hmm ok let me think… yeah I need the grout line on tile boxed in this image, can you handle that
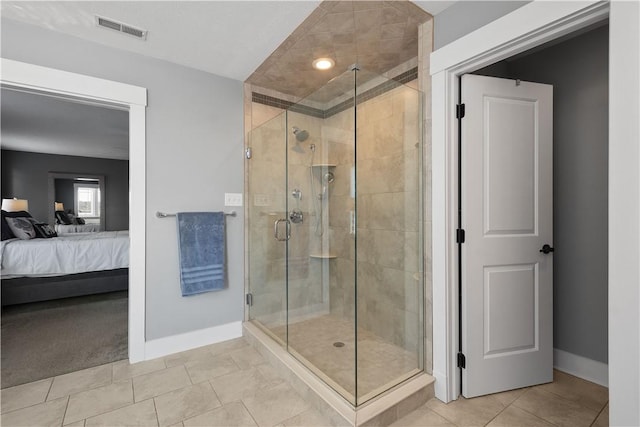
[511,394,563,427]
[425,403,459,427]
[61,395,71,426]
[152,397,161,427]
[182,364,196,386]
[44,377,54,402]
[227,357,242,375]
[537,382,609,414]
[207,379,222,406]
[240,400,261,427]
[589,401,608,427]
[128,380,135,410]
[184,368,196,385]
[132,375,139,403]
[64,386,134,426]
[530,386,597,412]
[482,403,511,427]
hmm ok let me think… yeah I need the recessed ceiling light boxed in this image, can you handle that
[312,58,335,70]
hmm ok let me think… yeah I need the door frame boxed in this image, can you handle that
[1,58,148,362]
[430,0,640,415]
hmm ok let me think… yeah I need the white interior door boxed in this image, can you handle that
[461,74,553,398]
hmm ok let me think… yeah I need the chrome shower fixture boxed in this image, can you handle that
[292,126,309,142]
[323,171,335,183]
[318,171,335,200]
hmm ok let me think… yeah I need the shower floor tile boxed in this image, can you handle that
[270,314,420,401]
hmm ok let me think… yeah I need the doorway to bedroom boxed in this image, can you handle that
[0,87,131,389]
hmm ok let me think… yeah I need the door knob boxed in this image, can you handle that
[540,244,554,254]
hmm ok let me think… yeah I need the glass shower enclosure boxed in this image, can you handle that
[247,67,423,406]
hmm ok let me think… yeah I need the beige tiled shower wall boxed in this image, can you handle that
[324,84,423,363]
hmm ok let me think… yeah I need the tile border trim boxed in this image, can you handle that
[252,67,418,119]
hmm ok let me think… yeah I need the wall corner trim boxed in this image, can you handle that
[144,321,243,361]
[553,348,608,387]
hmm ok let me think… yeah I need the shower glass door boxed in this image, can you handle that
[247,111,288,344]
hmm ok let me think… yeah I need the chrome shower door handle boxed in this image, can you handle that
[274,218,291,241]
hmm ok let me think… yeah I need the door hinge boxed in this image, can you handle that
[457,352,466,369]
[246,293,253,306]
[456,103,466,119]
[456,228,466,244]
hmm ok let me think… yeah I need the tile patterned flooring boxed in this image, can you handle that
[393,370,609,427]
[1,337,609,427]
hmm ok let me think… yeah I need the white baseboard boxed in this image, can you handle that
[433,369,451,402]
[553,348,608,387]
[144,321,243,360]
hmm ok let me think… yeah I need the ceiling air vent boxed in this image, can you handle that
[95,15,147,40]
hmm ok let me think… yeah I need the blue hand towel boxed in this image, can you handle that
[176,212,226,296]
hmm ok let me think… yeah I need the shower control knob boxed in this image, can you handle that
[289,209,304,224]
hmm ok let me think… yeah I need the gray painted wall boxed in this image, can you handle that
[433,1,530,49]
[1,149,129,231]
[1,18,245,340]
[474,25,609,363]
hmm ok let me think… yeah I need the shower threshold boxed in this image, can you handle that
[243,321,434,426]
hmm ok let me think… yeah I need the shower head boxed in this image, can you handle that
[292,126,309,142]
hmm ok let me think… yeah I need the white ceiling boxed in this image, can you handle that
[0,1,454,160]
[0,1,454,81]
[0,1,323,81]
[1,89,130,160]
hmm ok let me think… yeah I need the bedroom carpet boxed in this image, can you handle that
[1,291,128,389]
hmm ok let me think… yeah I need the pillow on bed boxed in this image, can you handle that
[5,217,36,239]
[1,210,33,240]
[29,219,58,238]
[76,217,86,225]
[1,214,12,240]
[55,210,72,225]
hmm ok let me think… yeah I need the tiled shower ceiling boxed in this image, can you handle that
[246,1,431,101]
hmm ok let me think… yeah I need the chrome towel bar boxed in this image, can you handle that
[156,211,237,218]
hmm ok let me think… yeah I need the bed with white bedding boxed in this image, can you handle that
[1,231,129,305]
[54,223,102,234]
